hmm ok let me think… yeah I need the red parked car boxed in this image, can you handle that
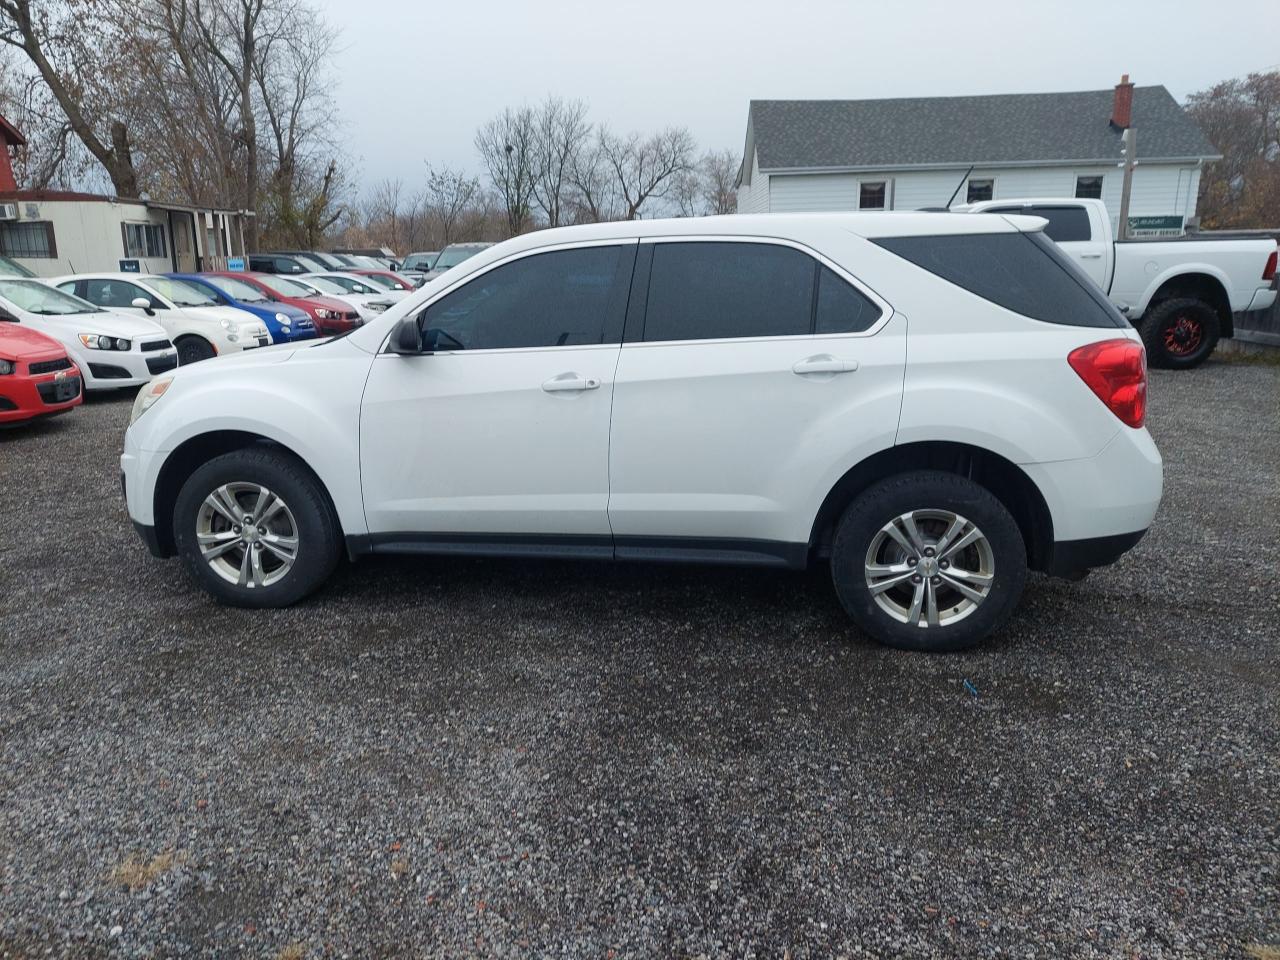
[349,269,417,292]
[205,271,361,335]
[0,323,83,424]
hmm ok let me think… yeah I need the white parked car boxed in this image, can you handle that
[0,278,176,391]
[54,273,269,365]
[299,273,399,317]
[121,212,1162,652]
[955,197,1278,368]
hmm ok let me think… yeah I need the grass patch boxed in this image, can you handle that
[276,944,307,960]
[108,849,185,891]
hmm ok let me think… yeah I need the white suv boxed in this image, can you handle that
[120,213,1162,651]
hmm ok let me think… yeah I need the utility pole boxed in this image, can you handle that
[1117,127,1136,240]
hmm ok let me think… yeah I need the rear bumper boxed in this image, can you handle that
[1046,529,1146,576]
[1245,287,1277,313]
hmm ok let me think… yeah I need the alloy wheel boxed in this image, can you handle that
[195,482,299,588]
[864,509,995,628]
[1163,315,1203,356]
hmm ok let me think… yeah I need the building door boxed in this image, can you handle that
[170,212,197,272]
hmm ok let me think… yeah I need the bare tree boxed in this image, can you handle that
[566,134,619,223]
[424,164,480,245]
[598,125,695,220]
[700,149,739,215]
[1187,71,1280,228]
[531,96,589,228]
[0,0,141,195]
[475,106,538,236]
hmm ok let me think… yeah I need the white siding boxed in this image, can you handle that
[736,150,772,214]
[7,199,171,277]
[741,160,1203,230]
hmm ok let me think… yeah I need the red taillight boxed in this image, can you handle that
[1068,339,1147,428]
[1263,249,1277,282]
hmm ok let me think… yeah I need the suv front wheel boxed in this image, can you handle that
[173,448,341,607]
[831,471,1027,652]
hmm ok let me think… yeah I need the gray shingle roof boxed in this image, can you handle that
[749,86,1220,171]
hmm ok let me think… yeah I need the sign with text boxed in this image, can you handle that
[118,259,140,273]
[1127,215,1185,238]
[226,257,246,272]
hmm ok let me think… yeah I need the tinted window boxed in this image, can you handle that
[1025,205,1092,243]
[644,242,813,342]
[872,232,1124,328]
[816,266,881,334]
[84,279,158,310]
[420,245,625,350]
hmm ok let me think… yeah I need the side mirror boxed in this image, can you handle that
[389,316,423,354]
[131,296,156,315]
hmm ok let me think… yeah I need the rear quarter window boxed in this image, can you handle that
[872,231,1124,328]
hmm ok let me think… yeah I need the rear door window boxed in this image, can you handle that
[643,242,813,342]
[873,232,1124,328]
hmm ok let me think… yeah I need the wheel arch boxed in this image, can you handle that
[1142,271,1233,337]
[808,441,1054,571]
[151,430,342,557]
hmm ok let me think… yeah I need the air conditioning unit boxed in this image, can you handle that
[0,203,17,221]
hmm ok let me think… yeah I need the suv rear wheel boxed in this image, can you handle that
[173,448,340,607]
[831,471,1027,652]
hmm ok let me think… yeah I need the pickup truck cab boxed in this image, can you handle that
[956,197,1278,368]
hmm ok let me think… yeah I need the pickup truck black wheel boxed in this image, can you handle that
[1141,297,1219,370]
[175,335,216,365]
[830,471,1027,653]
[173,447,341,607]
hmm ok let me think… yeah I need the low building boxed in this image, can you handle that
[736,77,1221,234]
[0,115,252,276]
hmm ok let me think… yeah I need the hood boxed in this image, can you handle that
[298,295,355,315]
[25,309,168,339]
[184,304,267,327]
[0,322,66,361]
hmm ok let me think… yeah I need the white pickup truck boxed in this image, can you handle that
[956,197,1278,368]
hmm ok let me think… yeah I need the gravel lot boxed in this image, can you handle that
[1,357,1277,959]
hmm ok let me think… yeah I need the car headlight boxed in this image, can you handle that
[0,358,14,375]
[274,312,291,326]
[129,376,173,425]
[79,334,131,351]
[315,308,335,319]
[219,318,232,329]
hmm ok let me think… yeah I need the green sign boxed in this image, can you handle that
[1128,215,1185,237]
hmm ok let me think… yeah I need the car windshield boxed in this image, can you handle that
[435,247,483,269]
[214,276,270,302]
[303,276,348,295]
[404,254,435,270]
[0,254,36,278]
[257,274,314,298]
[146,277,218,307]
[0,278,103,314]
[359,273,400,290]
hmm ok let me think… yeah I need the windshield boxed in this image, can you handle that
[403,254,435,270]
[302,276,348,295]
[359,273,400,290]
[0,278,103,315]
[214,276,269,302]
[147,277,218,307]
[435,246,484,269]
[0,254,36,278]
[257,274,314,298]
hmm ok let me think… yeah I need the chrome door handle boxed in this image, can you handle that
[793,355,859,375]
[542,374,601,393]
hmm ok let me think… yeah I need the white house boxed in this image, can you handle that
[736,77,1221,235]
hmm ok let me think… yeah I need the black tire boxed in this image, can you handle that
[1140,297,1219,370]
[830,471,1027,652]
[173,447,341,608]
[176,336,216,365]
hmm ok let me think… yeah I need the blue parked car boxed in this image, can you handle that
[167,273,317,344]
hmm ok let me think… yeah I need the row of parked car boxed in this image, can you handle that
[0,241,493,425]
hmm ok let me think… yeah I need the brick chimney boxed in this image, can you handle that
[1111,74,1134,129]
[0,115,27,192]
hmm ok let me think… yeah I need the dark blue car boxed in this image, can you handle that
[167,273,317,344]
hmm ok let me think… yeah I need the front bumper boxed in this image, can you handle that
[81,347,178,390]
[0,366,83,423]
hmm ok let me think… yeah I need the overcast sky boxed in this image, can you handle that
[319,0,1276,196]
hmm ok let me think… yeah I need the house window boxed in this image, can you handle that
[859,181,888,210]
[966,179,995,203]
[123,222,167,259]
[0,221,57,258]
[1075,175,1104,199]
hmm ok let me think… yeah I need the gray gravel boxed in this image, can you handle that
[1,357,1277,959]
